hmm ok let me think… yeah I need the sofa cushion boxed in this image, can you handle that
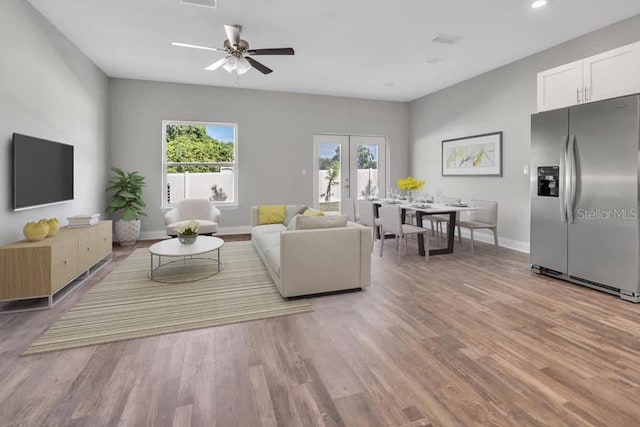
[251,224,284,245]
[167,220,217,236]
[284,205,307,226]
[264,246,281,276]
[296,215,348,230]
[286,214,299,230]
[258,205,286,225]
[303,208,324,217]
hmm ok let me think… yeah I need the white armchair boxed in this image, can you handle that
[164,199,221,236]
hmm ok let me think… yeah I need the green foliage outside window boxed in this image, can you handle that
[318,145,377,171]
[166,125,234,173]
[357,144,377,169]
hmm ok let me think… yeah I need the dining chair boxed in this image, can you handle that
[379,204,430,265]
[357,199,381,251]
[342,197,356,222]
[456,200,498,254]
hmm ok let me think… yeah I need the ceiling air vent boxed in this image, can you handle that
[179,0,217,8]
[432,33,463,45]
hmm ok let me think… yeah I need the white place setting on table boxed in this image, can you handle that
[371,199,479,256]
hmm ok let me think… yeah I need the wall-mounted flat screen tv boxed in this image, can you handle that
[13,133,74,211]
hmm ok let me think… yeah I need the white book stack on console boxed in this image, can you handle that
[67,214,100,227]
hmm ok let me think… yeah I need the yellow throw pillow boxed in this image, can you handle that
[258,205,287,225]
[302,208,324,217]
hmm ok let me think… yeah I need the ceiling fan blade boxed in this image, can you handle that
[224,24,241,48]
[247,48,295,56]
[246,57,273,74]
[205,57,229,71]
[172,42,223,52]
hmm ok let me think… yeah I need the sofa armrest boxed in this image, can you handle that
[251,206,260,227]
[209,204,221,223]
[164,208,180,226]
[279,226,371,296]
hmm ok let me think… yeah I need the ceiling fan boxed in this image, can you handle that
[172,24,294,75]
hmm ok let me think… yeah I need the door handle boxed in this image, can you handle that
[559,136,568,223]
[576,88,582,103]
[566,134,577,224]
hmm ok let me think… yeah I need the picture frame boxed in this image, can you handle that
[441,131,503,177]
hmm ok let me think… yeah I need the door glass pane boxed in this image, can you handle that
[356,144,379,200]
[318,143,341,213]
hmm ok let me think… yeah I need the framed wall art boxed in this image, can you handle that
[442,131,503,177]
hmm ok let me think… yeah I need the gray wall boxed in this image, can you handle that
[0,0,109,245]
[109,80,409,234]
[409,14,640,251]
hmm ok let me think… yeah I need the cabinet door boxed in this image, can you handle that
[52,238,78,292]
[77,228,99,271]
[97,223,113,259]
[583,42,640,103]
[537,60,583,112]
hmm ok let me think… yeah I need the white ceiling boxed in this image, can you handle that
[28,0,640,102]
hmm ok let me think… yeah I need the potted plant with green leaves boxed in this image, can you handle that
[105,168,147,246]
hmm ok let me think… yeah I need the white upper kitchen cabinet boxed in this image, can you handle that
[537,60,584,112]
[583,42,640,104]
[537,41,640,112]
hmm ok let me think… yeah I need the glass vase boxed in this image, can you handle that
[407,191,415,203]
[178,234,198,245]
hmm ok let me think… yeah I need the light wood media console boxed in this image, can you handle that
[0,221,112,313]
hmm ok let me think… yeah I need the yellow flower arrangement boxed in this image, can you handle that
[397,176,425,191]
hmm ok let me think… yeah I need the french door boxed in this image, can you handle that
[312,134,387,213]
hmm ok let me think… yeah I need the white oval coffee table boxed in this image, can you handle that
[149,236,224,283]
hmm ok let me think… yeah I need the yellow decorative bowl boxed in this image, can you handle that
[23,221,50,242]
[46,218,60,237]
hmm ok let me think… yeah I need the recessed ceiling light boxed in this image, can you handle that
[531,0,547,8]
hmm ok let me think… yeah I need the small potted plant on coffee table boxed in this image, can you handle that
[177,220,199,244]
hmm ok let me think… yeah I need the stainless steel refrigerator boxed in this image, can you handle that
[530,94,640,303]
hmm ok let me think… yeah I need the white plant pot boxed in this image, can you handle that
[115,219,140,246]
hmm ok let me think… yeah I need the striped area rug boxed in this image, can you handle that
[24,241,312,355]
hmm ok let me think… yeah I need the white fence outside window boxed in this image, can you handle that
[167,172,235,204]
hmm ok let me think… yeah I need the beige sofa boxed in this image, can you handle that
[251,206,372,298]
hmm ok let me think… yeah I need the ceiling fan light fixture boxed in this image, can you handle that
[237,57,251,75]
[223,56,239,73]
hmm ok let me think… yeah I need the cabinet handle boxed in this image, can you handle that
[576,88,582,103]
[63,259,68,265]
[87,247,91,252]
[584,86,589,102]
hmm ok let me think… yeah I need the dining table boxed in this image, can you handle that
[372,200,479,256]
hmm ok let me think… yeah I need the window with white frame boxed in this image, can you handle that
[162,121,238,208]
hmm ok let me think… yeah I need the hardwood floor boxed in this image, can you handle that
[1,234,640,426]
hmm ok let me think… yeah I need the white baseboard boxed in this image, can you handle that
[454,228,529,254]
[138,225,252,241]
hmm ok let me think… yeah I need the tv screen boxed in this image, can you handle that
[13,133,74,210]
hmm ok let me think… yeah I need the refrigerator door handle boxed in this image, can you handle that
[567,134,577,224]
[559,135,568,223]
